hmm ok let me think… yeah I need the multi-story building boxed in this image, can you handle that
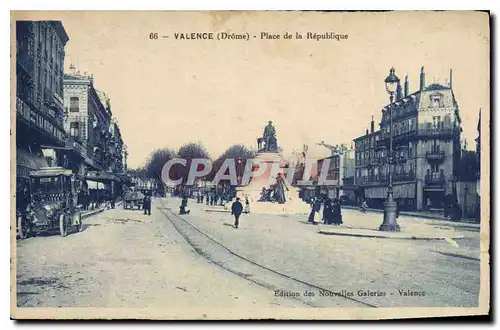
[109,120,125,174]
[354,67,463,211]
[317,145,355,202]
[353,118,383,206]
[63,69,112,173]
[63,69,125,196]
[15,21,69,190]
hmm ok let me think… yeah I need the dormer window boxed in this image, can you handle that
[430,92,444,108]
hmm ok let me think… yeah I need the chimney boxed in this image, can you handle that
[449,69,453,89]
[366,128,369,135]
[370,115,375,133]
[396,81,402,100]
[404,75,409,97]
[420,66,425,90]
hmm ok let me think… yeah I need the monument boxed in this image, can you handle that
[231,121,310,215]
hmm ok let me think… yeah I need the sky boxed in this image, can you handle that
[19,11,489,168]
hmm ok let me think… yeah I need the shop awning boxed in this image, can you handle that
[86,171,121,183]
[365,183,416,199]
[87,180,105,189]
[16,149,48,178]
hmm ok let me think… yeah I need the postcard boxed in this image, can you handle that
[11,10,490,320]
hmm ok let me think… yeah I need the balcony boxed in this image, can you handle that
[418,128,456,140]
[425,150,445,161]
[16,97,31,121]
[44,88,64,110]
[424,175,446,188]
[16,96,66,146]
[358,175,388,186]
[357,172,416,187]
[393,172,416,182]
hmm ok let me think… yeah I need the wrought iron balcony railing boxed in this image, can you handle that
[424,175,446,187]
[425,150,445,161]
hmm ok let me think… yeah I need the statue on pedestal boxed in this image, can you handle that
[257,121,279,153]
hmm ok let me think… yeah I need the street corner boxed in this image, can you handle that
[317,225,465,241]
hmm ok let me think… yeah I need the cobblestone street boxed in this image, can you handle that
[16,197,483,309]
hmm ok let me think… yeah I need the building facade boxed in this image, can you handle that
[63,69,126,197]
[317,145,355,202]
[16,21,69,191]
[354,67,463,211]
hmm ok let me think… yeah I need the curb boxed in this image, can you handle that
[340,205,448,221]
[317,229,464,241]
[81,208,105,219]
[205,208,231,213]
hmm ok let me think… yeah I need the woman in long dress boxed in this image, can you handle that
[332,198,342,225]
[274,174,288,204]
[244,196,250,213]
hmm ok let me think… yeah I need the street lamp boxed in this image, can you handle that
[379,67,401,232]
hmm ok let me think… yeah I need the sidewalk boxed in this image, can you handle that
[81,201,123,219]
[341,205,479,223]
[318,208,479,240]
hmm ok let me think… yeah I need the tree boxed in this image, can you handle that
[208,144,256,183]
[458,150,480,181]
[128,167,147,179]
[144,148,177,183]
[174,142,211,184]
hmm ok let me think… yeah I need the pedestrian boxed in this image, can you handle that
[231,197,243,229]
[143,193,152,215]
[361,199,368,213]
[322,197,332,224]
[179,195,190,215]
[206,192,210,205]
[332,198,342,225]
[308,196,322,224]
[244,196,250,213]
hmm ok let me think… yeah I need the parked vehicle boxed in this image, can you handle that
[17,167,83,239]
[123,190,145,210]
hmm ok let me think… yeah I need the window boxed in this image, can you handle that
[70,97,79,112]
[430,94,442,108]
[432,116,442,130]
[70,122,79,137]
[431,163,439,174]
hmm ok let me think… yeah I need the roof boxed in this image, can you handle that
[425,83,449,91]
[353,130,381,142]
[30,167,73,178]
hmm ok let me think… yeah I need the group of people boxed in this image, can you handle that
[78,189,118,211]
[308,196,343,225]
[190,191,234,206]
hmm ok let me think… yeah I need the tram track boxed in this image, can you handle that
[157,200,377,308]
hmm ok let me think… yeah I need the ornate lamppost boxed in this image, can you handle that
[379,67,401,232]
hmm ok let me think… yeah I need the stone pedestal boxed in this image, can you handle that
[230,152,310,215]
[236,152,284,202]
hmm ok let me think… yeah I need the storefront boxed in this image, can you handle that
[364,182,417,210]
